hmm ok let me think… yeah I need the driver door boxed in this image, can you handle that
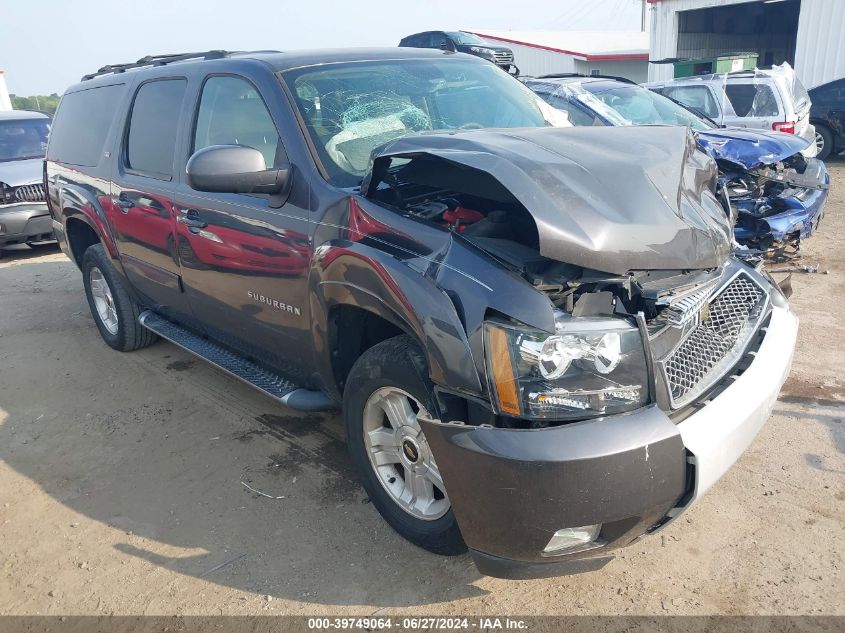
[174,74,313,380]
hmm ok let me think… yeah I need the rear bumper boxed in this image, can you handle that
[423,305,797,579]
[0,202,53,245]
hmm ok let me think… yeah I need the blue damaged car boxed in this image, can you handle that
[523,74,830,256]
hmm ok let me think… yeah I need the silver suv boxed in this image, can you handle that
[646,63,816,157]
[0,110,53,250]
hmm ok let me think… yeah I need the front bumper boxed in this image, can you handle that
[422,304,798,579]
[0,202,53,246]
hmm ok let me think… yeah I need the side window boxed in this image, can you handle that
[125,79,187,178]
[47,84,125,167]
[724,83,779,117]
[193,76,280,170]
[541,96,597,126]
[431,33,450,49]
[663,85,719,119]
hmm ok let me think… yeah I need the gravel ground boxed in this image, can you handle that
[0,158,842,619]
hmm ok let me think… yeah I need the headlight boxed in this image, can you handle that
[470,46,489,54]
[484,314,649,419]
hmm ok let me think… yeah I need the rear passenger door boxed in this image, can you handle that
[110,77,192,318]
[174,74,313,380]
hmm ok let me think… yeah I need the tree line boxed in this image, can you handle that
[10,94,61,114]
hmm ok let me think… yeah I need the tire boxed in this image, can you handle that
[815,125,833,161]
[81,243,157,351]
[343,335,466,556]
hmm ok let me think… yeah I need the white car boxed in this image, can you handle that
[646,63,817,157]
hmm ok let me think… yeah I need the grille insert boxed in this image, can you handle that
[14,184,46,203]
[662,274,766,407]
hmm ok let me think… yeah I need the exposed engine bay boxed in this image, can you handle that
[361,126,775,429]
[720,154,829,256]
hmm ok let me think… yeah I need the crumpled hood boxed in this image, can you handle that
[696,128,810,170]
[0,158,43,187]
[365,125,731,275]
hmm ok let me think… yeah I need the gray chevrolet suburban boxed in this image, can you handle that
[45,48,797,579]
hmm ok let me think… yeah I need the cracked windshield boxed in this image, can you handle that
[285,59,567,187]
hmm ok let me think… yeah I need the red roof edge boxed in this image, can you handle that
[470,32,649,61]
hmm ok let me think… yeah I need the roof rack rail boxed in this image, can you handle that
[534,72,636,85]
[81,50,231,81]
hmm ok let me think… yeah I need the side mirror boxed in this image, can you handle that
[440,39,456,52]
[186,145,290,196]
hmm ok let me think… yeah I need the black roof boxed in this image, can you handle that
[80,47,463,82]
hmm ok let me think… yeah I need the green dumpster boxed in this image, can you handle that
[671,53,758,78]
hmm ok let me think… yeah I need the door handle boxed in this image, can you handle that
[115,193,134,212]
[177,210,208,232]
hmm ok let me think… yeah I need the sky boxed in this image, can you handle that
[1,0,644,95]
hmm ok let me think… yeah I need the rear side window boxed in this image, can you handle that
[724,83,779,117]
[125,79,187,178]
[662,85,720,120]
[47,84,124,166]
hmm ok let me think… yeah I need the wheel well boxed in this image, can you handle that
[65,217,100,266]
[329,305,406,394]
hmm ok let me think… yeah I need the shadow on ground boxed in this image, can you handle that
[0,255,488,608]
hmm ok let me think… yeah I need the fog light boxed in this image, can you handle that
[541,524,603,557]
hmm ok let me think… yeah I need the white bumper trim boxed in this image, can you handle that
[676,305,798,507]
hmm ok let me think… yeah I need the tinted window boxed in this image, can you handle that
[47,84,124,166]
[663,85,720,119]
[401,34,426,47]
[724,83,779,117]
[538,95,598,126]
[193,76,280,169]
[126,79,187,178]
[0,118,51,162]
[588,85,712,130]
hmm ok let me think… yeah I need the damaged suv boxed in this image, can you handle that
[46,49,798,579]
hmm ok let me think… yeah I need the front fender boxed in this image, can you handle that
[310,241,482,401]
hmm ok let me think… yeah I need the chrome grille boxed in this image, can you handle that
[14,183,46,202]
[661,274,766,407]
[493,51,513,65]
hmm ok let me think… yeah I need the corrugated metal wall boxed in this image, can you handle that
[499,42,577,76]
[573,59,649,83]
[794,0,845,88]
[648,0,844,88]
[481,37,648,81]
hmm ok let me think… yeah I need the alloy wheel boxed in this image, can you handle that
[362,387,449,520]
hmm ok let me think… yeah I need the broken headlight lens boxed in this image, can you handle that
[484,315,648,419]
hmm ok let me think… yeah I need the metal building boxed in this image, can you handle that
[647,0,845,88]
[469,31,650,82]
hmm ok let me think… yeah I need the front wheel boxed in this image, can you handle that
[343,335,465,555]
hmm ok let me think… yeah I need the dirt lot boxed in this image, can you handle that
[0,159,843,619]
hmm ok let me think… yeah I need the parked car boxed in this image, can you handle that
[46,48,797,579]
[645,63,817,159]
[525,74,830,255]
[0,110,54,251]
[399,31,518,74]
[808,78,845,160]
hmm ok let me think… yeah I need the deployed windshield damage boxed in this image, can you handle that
[285,59,569,187]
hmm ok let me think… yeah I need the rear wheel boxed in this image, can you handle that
[815,125,833,160]
[343,335,465,555]
[82,244,157,351]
